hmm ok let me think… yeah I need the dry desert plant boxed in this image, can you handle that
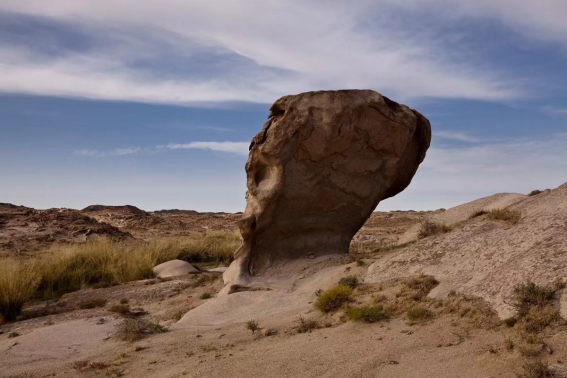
[418,221,452,239]
[517,360,557,378]
[115,318,167,342]
[246,319,260,334]
[296,316,320,333]
[314,285,353,313]
[486,209,522,224]
[78,298,107,309]
[0,260,40,321]
[345,305,388,323]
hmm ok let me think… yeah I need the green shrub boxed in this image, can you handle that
[338,275,359,289]
[407,306,434,321]
[513,281,556,317]
[314,285,353,312]
[346,305,387,323]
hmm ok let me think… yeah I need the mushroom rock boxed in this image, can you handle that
[222,90,431,293]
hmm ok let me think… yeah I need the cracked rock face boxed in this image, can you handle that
[223,90,431,292]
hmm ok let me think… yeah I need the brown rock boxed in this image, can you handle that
[223,90,431,291]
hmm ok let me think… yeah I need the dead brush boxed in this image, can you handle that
[418,221,452,239]
[400,274,439,301]
[115,318,167,342]
[296,316,320,333]
[246,319,260,334]
[511,281,563,334]
[486,209,522,224]
[517,360,557,378]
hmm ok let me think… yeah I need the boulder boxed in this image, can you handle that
[153,260,198,278]
[223,90,431,292]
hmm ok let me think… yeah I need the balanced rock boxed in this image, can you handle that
[223,90,431,291]
[153,259,198,278]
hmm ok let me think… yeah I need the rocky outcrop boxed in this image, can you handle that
[223,90,431,292]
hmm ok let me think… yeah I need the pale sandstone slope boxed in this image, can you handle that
[367,182,567,318]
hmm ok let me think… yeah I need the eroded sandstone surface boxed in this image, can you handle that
[223,90,431,290]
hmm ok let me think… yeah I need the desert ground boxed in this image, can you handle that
[1,183,566,378]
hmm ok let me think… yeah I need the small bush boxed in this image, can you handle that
[403,274,439,301]
[528,190,543,197]
[338,275,359,289]
[314,285,353,313]
[346,305,388,323]
[486,209,521,224]
[109,304,131,314]
[246,319,260,334]
[120,298,129,304]
[0,261,40,321]
[504,317,517,327]
[407,306,434,321]
[518,344,542,357]
[470,210,487,219]
[418,221,452,239]
[517,305,562,334]
[296,316,319,333]
[513,281,556,317]
[78,298,108,309]
[517,360,556,378]
[115,318,167,342]
[200,292,212,300]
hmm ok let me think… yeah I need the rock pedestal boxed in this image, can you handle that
[223,90,431,292]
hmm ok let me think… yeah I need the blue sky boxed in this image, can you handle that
[1,1,566,212]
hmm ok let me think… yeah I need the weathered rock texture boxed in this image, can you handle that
[223,90,431,291]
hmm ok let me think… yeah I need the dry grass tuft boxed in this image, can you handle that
[315,285,353,313]
[0,261,40,321]
[511,281,563,335]
[407,306,434,321]
[517,360,557,378]
[346,305,388,323]
[78,298,107,309]
[108,304,131,315]
[296,316,320,333]
[418,221,452,239]
[246,319,260,334]
[486,209,522,224]
[115,318,167,342]
[528,190,543,197]
[401,274,439,301]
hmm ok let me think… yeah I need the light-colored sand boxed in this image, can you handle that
[367,184,567,318]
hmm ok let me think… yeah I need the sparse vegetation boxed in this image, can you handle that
[200,344,217,352]
[486,209,522,224]
[418,221,452,239]
[78,298,108,309]
[407,306,434,321]
[109,304,131,315]
[115,318,167,342]
[518,344,542,358]
[0,232,238,317]
[511,281,563,334]
[401,274,439,301]
[246,319,260,334]
[528,190,543,197]
[0,261,40,321]
[470,210,487,218]
[338,275,359,289]
[314,285,353,312]
[345,305,388,323]
[517,360,557,378]
[296,316,320,333]
[200,292,212,299]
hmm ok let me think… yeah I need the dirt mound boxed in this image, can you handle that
[0,206,131,256]
[366,181,567,318]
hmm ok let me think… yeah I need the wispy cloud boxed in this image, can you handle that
[435,131,481,143]
[74,142,250,157]
[74,147,141,157]
[0,1,533,106]
[166,142,249,155]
